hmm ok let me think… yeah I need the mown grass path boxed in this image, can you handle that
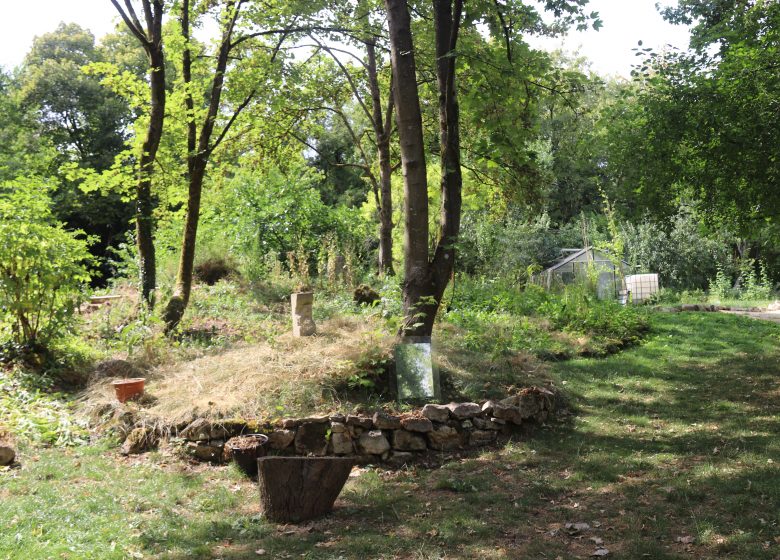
[1,313,778,559]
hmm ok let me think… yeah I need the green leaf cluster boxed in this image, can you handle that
[0,180,94,346]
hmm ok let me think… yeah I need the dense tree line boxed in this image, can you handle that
[1,0,777,345]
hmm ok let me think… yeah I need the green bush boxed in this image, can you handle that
[621,209,734,290]
[741,258,774,301]
[709,263,734,300]
[0,180,93,346]
[0,366,88,445]
[457,211,583,279]
[446,276,648,357]
[212,163,372,281]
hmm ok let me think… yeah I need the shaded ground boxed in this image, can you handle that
[1,312,778,559]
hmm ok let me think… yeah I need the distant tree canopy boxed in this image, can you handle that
[600,0,780,237]
[13,23,135,284]
[0,0,778,334]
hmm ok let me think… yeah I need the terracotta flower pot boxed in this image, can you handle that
[112,378,146,403]
[227,434,269,477]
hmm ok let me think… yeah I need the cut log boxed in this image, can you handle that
[257,457,353,523]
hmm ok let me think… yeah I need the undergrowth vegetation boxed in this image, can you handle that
[0,263,652,439]
[0,367,88,446]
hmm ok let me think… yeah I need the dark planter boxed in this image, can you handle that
[257,456,354,523]
[227,434,269,476]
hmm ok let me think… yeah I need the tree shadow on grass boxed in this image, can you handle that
[134,312,779,559]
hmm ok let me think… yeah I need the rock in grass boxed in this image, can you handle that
[392,430,427,451]
[400,416,433,433]
[180,418,230,441]
[184,441,224,462]
[373,411,402,430]
[121,427,158,455]
[427,425,461,451]
[468,430,497,447]
[473,417,502,431]
[0,440,15,466]
[446,402,482,420]
[330,432,354,455]
[268,429,296,450]
[346,415,374,430]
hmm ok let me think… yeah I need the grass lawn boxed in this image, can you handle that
[1,312,778,559]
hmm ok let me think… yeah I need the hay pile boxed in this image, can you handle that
[82,316,392,423]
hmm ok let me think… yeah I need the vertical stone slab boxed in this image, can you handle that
[291,291,316,337]
[395,338,440,401]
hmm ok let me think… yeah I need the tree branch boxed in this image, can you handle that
[208,88,256,155]
[231,26,375,50]
[309,36,374,125]
[110,0,149,45]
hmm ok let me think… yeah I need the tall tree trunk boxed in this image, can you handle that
[385,0,433,336]
[136,45,165,307]
[367,40,395,276]
[429,0,463,299]
[163,0,242,332]
[377,137,394,275]
[110,0,166,307]
[386,0,463,338]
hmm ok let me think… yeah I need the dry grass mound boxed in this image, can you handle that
[82,316,392,424]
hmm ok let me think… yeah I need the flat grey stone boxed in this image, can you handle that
[422,404,450,422]
[469,430,497,446]
[358,430,390,455]
[268,429,296,449]
[373,411,401,430]
[346,415,374,429]
[427,425,461,451]
[392,430,427,451]
[331,431,354,455]
[446,402,481,420]
[401,417,433,433]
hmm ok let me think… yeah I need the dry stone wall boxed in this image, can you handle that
[156,387,558,465]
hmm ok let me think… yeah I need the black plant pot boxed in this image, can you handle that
[228,434,269,477]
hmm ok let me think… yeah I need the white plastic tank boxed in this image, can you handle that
[624,274,660,303]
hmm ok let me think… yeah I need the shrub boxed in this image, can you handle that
[740,258,774,301]
[0,180,93,346]
[621,209,734,290]
[457,211,583,279]
[709,263,734,300]
[194,257,236,286]
[213,163,372,280]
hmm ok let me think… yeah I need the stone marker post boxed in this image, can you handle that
[291,291,316,336]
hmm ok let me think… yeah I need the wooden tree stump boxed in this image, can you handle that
[257,457,353,523]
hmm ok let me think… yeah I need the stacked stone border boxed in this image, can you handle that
[655,304,770,313]
[119,387,558,466]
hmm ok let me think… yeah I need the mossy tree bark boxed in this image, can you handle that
[110,0,166,307]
